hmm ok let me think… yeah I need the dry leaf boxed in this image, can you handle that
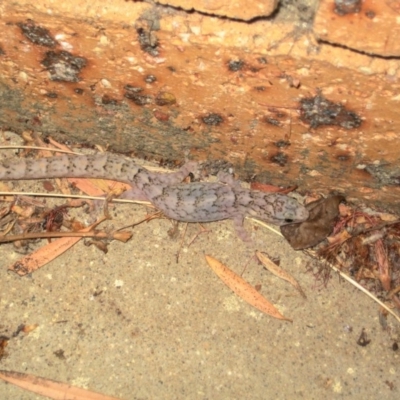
[0,338,8,361]
[9,235,86,275]
[0,370,121,400]
[326,229,352,246]
[378,212,399,222]
[0,182,15,201]
[205,255,292,321]
[67,178,130,197]
[375,240,391,291]
[8,219,105,276]
[281,195,344,250]
[256,251,306,299]
[10,204,35,218]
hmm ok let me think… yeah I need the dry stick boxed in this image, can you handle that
[0,145,80,154]
[0,191,150,205]
[252,219,400,324]
[117,212,163,231]
[0,209,160,244]
[0,228,132,244]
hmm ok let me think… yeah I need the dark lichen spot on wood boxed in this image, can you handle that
[365,10,376,19]
[167,66,176,72]
[270,151,288,166]
[125,92,152,106]
[257,57,267,64]
[144,75,157,83]
[0,46,5,55]
[249,66,260,73]
[124,85,143,94]
[41,51,87,82]
[136,27,159,56]
[228,60,245,72]
[299,93,362,129]
[263,116,281,126]
[45,92,58,98]
[336,153,351,162]
[334,0,361,15]
[17,19,57,48]
[124,84,151,105]
[102,94,118,105]
[275,140,291,148]
[202,113,224,126]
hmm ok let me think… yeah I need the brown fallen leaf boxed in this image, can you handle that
[281,195,345,250]
[0,338,8,361]
[0,369,121,400]
[256,251,306,299]
[8,217,108,276]
[67,177,130,197]
[205,255,292,322]
[375,239,391,292]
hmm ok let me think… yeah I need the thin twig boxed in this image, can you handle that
[0,229,131,244]
[0,146,81,154]
[0,191,150,205]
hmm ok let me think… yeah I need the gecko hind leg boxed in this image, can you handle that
[119,187,149,201]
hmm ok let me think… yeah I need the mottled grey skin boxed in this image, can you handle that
[0,154,309,241]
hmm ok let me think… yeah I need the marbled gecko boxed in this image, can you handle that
[0,153,309,240]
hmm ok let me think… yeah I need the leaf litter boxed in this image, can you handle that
[1,135,400,398]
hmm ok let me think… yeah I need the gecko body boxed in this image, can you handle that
[0,153,309,240]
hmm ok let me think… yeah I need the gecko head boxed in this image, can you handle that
[247,192,309,226]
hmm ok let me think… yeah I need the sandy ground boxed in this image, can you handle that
[0,140,399,399]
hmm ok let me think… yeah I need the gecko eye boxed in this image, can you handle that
[284,218,294,223]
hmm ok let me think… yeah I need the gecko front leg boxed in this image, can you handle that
[232,214,252,242]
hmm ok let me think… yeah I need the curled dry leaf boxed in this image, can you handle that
[0,369,121,400]
[205,255,292,322]
[281,195,345,250]
[256,251,306,299]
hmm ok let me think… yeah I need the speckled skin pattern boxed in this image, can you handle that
[0,154,309,240]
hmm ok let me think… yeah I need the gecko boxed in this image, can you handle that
[0,153,309,241]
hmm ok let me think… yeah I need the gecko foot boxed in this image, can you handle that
[232,215,252,242]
